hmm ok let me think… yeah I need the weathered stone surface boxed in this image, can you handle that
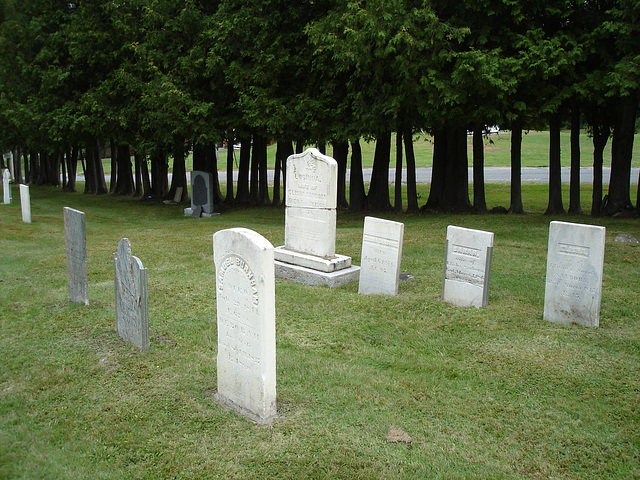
[19,184,30,223]
[359,217,405,295]
[191,171,215,214]
[442,226,494,308]
[544,221,605,327]
[615,233,638,244]
[64,207,88,305]
[275,148,359,287]
[213,228,276,423]
[114,238,149,350]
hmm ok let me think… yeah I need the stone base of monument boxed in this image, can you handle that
[184,207,220,218]
[274,246,360,287]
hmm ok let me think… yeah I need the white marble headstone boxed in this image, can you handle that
[358,217,404,295]
[213,228,276,423]
[2,169,11,204]
[114,238,149,350]
[19,184,31,223]
[64,207,89,305]
[544,221,605,327]
[442,226,494,308]
[284,148,337,257]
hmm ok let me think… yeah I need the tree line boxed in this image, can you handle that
[0,0,637,215]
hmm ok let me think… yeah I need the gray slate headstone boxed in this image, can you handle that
[64,207,89,305]
[615,234,638,244]
[114,238,149,350]
[190,171,215,214]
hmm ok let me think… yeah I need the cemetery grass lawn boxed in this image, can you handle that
[1,184,640,479]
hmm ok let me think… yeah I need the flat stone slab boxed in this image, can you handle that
[275,260,360,288]
[274,246,351,273]
[184,207,219,217]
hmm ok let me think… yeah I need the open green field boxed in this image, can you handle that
[97,130,640,175]
[1,184,639,479]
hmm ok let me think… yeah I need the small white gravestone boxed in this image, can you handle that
[274,148,359,287]
[213,228,276,423]
[358,217,405,295]
[19,184,31,223]
[64,207,89,305]
[442,226,494,308]
[544,221,605,327]
[114,238,149,350]
[2,168,11,204]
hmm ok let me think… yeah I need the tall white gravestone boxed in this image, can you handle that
[64,207,89,305]
[19,184,31,223]
[274,148,359,287]
[2,168,11,204]
[442,226,494,308]
[114,238,149,350]
[213,228,277,423]
[358,217,405,295]
[544,221,605,327]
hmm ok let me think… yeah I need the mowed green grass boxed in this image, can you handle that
[1,183,639,479]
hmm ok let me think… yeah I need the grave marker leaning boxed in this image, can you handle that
[213,228,277,423]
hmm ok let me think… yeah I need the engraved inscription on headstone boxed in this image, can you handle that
[213,228,276,423]
[359,217,404,295]
[114,238,149,350]
[274,148,360,287]
[64,207,89,305]
[19,184,31,223]
[544,221,605,327]
[2,169,11,204]
[442,226,494,308]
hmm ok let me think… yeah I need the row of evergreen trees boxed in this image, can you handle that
[0,0,637,214]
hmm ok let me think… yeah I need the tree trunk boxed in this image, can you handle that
[279,140,294,207]
[472,123,487,213]
[590,125,608,216]
[225,137,235,204]
[138,153,152,198]
[114,144,135,196]
[508,118,524,214]
[332,139,349,208]
[151,150,169,200]
[545,112,565,215]
[394,131,403,212]
[134,151,144,197]
[349,139,366,211]
[235,137,251,204]
[29,151,39,185]
[109,139,117,193]
[23,150,30,184]
[250,135,259,204]
[568,106,582,214]
[168,139,188,202]
[12,148,23,185]
[605,91,637,214]
[404,128,419,212]
[64,146,78,192]
[366,131,392,211]
[253,134,269,205]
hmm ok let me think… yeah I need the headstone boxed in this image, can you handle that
[19,184,31,223]
[64,207,89,305]
[274,148,359,287]
[184,171,219,217]
[213,228,276,423]
[114,238,149,350]
[544,221,605,327]
[2,168,11,204]
[358,217,404,295]
[442,226,494,308]
[615,233,638,244]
